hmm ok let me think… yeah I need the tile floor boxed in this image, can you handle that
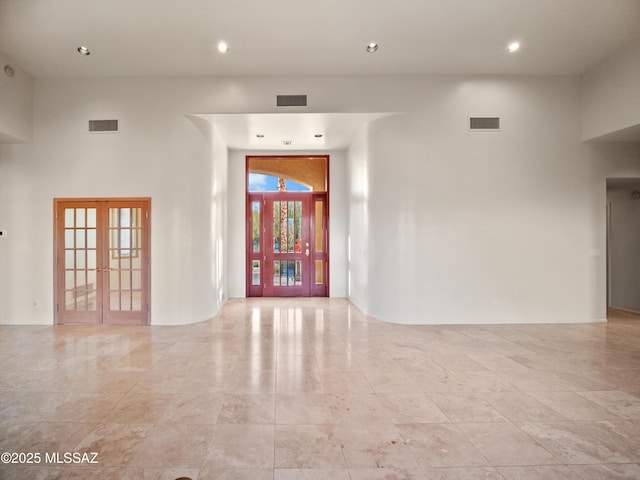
[1,298,640,479]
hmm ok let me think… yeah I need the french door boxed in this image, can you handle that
[247,193,328,297]
[54,198,150,325]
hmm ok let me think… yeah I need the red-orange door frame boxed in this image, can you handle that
[245,155,329,297]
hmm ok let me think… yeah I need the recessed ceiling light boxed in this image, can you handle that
[217,41,229,54]
[314,134,323,138]
[256,134,264,138]
[4,65,15,78]
[77,46,91,56]
[507,42,520,53]
[366,42,379,53]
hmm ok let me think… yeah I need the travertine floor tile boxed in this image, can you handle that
[132,423,212,468]
[1,299,640,476]
[275,468,351,479]
[429,392,507,423]
[397,423,489,468]
[327,393,389,424]
[337,423,420,469]
[527,391,621,421]
[518,421,635,464]
[60,467,146,479]
[204,424,274,469]
[0,465,66,480]
[142,468,200,480]
[274,424,346,468]
[348,468,426,480]
[498,465,583,480]
[72,423,155,467]
[321,371,374,393]
[377,393,450,424]
[198,467,273,480]
[275,394,333,424]
[102,393,173,424]
[482,391,567,422]
[422,467,506,480]
[577,391,640,419]
[569,463,640,480]
[457,422,560,466]
[158,392,225,424]
[216,393,275,424]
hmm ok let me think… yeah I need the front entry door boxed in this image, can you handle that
[54,198,150,325]
[247,193,328,297]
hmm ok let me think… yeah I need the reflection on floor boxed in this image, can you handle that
[1,298,640,479]
[65,291,142,312]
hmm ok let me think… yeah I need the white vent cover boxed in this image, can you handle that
[277,95,307,107]
[88,119,119,133]
[469,117,500,130]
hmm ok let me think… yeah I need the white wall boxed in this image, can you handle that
[0,51,33,143]
[581,37,640,140]
[0,77,229,325]
[346,125,370,310]
[347,76,640,324]
[607,180,640,313]
[227,148,348,298]
[2,73,640,325]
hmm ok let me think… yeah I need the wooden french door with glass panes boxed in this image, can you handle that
[247,192,328,297]
[54,198,150,325]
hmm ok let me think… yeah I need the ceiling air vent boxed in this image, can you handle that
[88,119,119,133]
[469,117,500,131]
[277,95,307,107]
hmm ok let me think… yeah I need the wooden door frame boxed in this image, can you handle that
[245,155,330,297]
[53,197,151,325]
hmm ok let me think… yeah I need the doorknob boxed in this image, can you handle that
[305,248,309,256]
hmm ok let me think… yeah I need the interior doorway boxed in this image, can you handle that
[54,198,151,325]
[246,156,329,297]
[606,179,640,315]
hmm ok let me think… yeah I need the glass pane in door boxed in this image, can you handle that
[252,201,260,253]
[108,207,143,312]
[315,200,324,253]
[315,260,324,284]
[271,201,304,288]
[273,201,280,253]
[63,207,98,312]
[280,201,288,254]
[252,260,261,286]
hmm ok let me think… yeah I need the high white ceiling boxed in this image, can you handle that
[204,113,390,150]
[1,0,640,78]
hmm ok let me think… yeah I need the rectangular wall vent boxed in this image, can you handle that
[277,95,307,107]
[88,119,119,133]
[469,117,500,130]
